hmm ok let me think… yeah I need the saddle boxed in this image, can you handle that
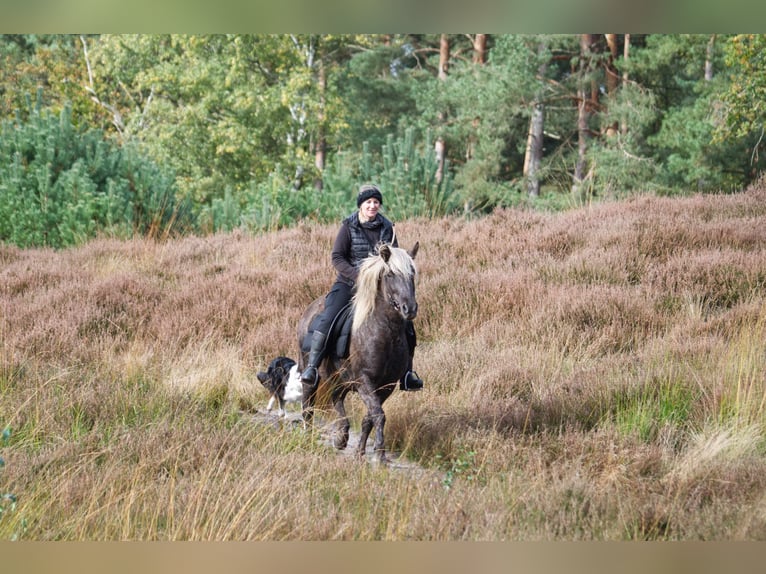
[302,303,353,360]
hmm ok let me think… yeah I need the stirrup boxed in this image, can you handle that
[300,366,318,385]
[400,370,423,391]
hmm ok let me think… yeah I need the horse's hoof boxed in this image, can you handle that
[333,436,349,450]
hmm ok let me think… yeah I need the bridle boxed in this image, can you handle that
[383,271,415,315]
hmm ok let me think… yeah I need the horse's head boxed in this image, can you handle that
[378,242,418,320]
[352,242,419,332]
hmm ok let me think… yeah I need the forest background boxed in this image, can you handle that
[2,33,765,248]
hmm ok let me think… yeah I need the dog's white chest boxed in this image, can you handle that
[283,365,303,403]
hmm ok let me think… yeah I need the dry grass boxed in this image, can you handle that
[3,182,766,539]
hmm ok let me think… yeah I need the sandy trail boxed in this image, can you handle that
[248,408,424,473]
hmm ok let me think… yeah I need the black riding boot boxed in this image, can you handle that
[301,331,327,384]
[400,370,424,391]
[399,321,423,391]
[399,355,424,391]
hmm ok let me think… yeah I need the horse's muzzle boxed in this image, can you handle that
[389,297,418,320]
[400,301,418,320]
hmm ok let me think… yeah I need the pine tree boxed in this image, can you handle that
[0,93,184,248]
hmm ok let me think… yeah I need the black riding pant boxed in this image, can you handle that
[314,281,353,335]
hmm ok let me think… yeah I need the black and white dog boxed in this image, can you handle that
[256,356,302,418]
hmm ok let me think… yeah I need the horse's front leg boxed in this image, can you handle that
[332,390,350,450]
[358,413,373,457]
[357,386,387,463]
[301,378,319,428]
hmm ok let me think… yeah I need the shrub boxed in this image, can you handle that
[0,92,186,248]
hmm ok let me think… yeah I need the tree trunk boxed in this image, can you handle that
[80,35,125,135]
[622,34,630,135]
[623,34,630,82]
[465,35,487,162]
[435,34,450,183]
[573,94,589,194]
[472,34,487,65]
[705,34,716,81]
[438,34,450,81]
[525,102,545,197]
[523,41,548,198]
[572,34,593,198]
[604,34,620,137]
[605,34,620,94]
[314,58,327,190]
[434,137,445,185]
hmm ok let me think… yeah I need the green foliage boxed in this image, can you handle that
[89,35,361,208]
[320,127,457,222]
[401,35,545,209]
[2,33,765,243]
[630,37,756,193]
[650,92,746,193]
[200,127,457,233]
[583,84,659,197]
[0,35,91,123]
[337,42,418,153]
[0,93,185,248]
[90,35,289,202]
[362,129,457,219]
[437,445,479,490]
[721,35,766,140]
[630,34,762,193]
[610,377,696,443]
[716,35,766,182]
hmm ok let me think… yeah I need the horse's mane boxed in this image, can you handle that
[352,245,416,333]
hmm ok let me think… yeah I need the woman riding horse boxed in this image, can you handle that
[298,238,420,462]
[300,184,423,392]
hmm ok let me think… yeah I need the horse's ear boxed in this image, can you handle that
[379,243,392,262]
[408,241,419,259]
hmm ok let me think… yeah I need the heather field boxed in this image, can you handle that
[2,183,766,540]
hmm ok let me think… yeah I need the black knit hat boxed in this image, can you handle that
[357,184,383,207]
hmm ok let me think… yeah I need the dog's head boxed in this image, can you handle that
[256,356,297,397]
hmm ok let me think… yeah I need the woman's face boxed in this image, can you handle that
[359,198,381,221]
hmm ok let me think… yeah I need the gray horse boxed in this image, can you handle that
[297,242,419,463]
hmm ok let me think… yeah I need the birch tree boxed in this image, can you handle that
[523,40,549,197]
